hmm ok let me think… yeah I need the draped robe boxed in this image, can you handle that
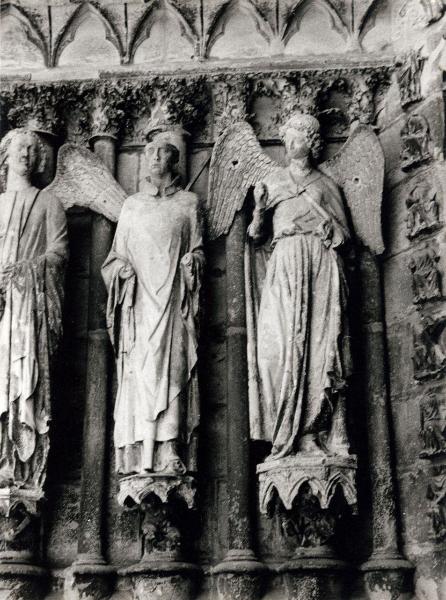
[247,168,352,458]
[0,187,67,488]
[102,178,203,474]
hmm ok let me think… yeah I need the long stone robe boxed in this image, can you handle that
[0,186,67,489]
[247,168,352,458]
[102,178,203,474]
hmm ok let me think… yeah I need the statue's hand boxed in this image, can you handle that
[181,252,194,269]
[315,220,334,247]
[119,262,135,280]
[253,182,268,210]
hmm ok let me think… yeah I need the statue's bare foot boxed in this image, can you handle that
[164,457,187,474]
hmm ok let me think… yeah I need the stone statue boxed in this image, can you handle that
[207,112,384,547]
[207,112,384,460]
[102,131,203,476]
[246,113,352,457]
[0,128,68,492]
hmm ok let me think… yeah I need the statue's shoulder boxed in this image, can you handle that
[176,189,199,208]
[314,169,342,195]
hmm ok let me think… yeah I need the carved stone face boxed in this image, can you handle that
[284,129,310,161]
[7,132,38,178]
[145,141,177,179]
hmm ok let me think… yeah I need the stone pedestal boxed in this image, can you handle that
[117,474,200,600]
[258,454,357,600]
[0,488,47,599]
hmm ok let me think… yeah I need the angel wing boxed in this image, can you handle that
[45,144,126,222]
[319,125,385,255]
[207,122,280,240]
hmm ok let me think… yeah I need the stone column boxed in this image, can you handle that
[358,251,413,600]
[210,77,266,600]
[65,97,119,599]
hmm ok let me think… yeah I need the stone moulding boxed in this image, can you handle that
[117,473,197,509]
[257,454,358,515]
[0,487,43,518]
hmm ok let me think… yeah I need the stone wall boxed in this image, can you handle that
[1,1,446,599]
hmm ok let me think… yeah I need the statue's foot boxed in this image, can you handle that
[164,458,187,474]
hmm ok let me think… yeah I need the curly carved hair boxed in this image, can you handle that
[279,112,323,162]
[0,128,47,190]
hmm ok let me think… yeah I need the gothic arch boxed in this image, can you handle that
[358,0,391,52]
[281,0,348,49]
[0,3,48,68]
[128,0,198,64]
[204,0,274,59]
[52,2,124,67]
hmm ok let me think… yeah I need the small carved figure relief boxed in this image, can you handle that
[409,244,442,304]
[396,50,425,107]
[412,316,446,381]
[427,465,446,542]
[406,181,440,239]
[0,129,68,494]
[102,131,203,475]
[400,114,432,171]
[420,391,446,458]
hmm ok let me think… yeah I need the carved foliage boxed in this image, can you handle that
[400,114,432,172]
[406,180,441,239]
[409,244,442,304]
[211,75,251,138]
[396,50,425,108]
[420,390,446,458]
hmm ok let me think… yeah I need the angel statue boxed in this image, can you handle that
[102,131,203,476]
[207,112,384,460]
[0,128,68,491]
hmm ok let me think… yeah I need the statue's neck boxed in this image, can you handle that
[6,172,33,192]
[148,172,174,194]
[289,157,313,179]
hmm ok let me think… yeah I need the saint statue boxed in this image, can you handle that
[102,131,203,475]
[0,128,68,490]
[207,111,385,461]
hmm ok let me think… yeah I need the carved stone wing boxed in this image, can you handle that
[319,125,385,255]
[45,144,127,222]
[207,121,280,240]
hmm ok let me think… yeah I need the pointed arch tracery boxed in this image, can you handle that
[204,0,274,59]
[281,0,349,48]
[128,0,198,64]
[0,3,48,68]
[52,2,124,67]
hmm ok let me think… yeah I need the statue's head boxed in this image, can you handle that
[0,128,46,186]
[144,131,180,179]
[280,112,322,163]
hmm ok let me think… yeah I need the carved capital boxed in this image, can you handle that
[212,75,251,138]
[257,455,357,555]
[142,76,207,139]
[118,474,197,563]
[89,81,131,140]
[1,83,78,137]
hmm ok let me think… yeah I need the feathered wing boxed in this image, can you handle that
[44,144,127,222]
[207,121,280,240]
[319,125,385,255]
